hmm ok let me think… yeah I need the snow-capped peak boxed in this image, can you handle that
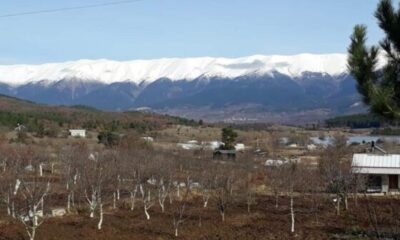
[0,53,350,86]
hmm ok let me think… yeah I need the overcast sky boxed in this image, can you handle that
[0,0,386,64]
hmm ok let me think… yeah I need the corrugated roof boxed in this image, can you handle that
[352,154,400,174]
[352,154,400,168]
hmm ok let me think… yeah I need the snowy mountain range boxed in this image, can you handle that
[0,54,368,123]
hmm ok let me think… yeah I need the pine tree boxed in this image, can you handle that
[348,0,400,119]
[221,127,238,150]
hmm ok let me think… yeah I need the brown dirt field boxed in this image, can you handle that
[0,195,397,240]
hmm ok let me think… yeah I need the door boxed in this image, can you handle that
[389,175,399,190]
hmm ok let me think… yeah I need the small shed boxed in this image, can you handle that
[352,154,400,193]
[69,129,86,138]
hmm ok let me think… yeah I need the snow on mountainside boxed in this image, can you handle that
[0,54,349,86]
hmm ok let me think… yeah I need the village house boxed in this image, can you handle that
[352,153,400,193]
[69,129,86,138]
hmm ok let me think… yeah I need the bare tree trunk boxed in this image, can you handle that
[29,228,36,240]
[336,194,341,216]
[203,199,209,208]
[144,205,150,220]
[67,193,71,213]
[117,175,121,201]
[175,228,178,237]
[275,193,279,209]
[113,192,116,209]
[130,192,136,211]
[6,194,10,215]
[39,164,43,177]
[98,203,103,230]
[160,203,165,213]
[71,191,75,207]
[11,201,15,218]
[290,193,295,233]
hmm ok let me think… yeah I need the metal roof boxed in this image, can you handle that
[352,154,400,174]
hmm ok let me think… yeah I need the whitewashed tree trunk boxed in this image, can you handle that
[28,228,36,240]
[290,193,295,233]
[203,198,209,208]
[98,203,103,230]
[202,192,209,208]
[336,194,341,216]
[144,205,150,220]
[117,175,121,200]
[85,190,97,218]
[6,194,10,215]
[140,185,153,220]
[158,183,169,213]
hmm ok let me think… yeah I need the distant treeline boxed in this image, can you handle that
[325,114,386,129]
[0,109,198,131]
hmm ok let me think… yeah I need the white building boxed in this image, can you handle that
[141,137,154,142]
[208,141,224,150]
[352,154,400,193]
[69,129,86,138]
[307,144,317,151]
[235,143,245,151]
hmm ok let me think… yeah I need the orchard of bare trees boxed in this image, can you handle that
[0,136,400,240]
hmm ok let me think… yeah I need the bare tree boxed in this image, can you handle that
[0,145,21,218]
[172,175,191,237]
[212,174,232,222]
[245,174,256,214]
[265,164,286,209]
[139,183,155,220]
[158,177,171,213]
[319,136,353,215]
[13,147,52,240]
[79,149,113,230]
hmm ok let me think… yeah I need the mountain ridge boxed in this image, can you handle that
[0,53,370,123]
[0,53,350,86]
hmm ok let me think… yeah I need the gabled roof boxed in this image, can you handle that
[352,154,400,174]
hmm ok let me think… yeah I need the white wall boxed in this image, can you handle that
[69,130,86,138]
